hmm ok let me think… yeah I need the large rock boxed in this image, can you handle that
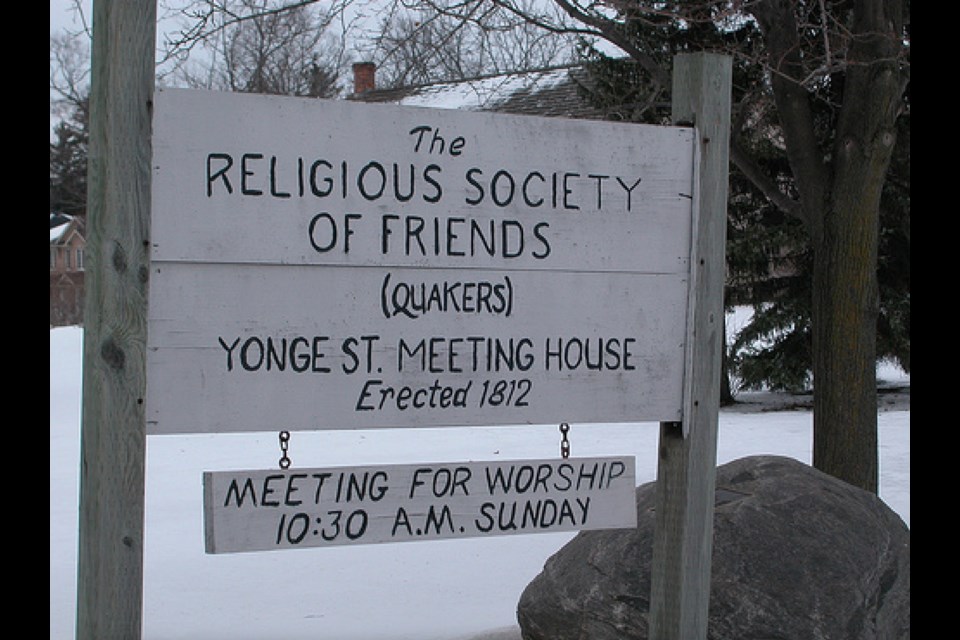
[517,455,909,640]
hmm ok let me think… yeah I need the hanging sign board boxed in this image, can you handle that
[203,456,636,554]
[147,88,695,434]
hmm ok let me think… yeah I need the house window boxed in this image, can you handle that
[51,248,57,270]
[65,249,72,270]
[76,248,84,271]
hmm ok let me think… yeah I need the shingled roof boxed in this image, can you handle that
[347,64,608,120]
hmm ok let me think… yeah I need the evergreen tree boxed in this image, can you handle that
[50,99,89,218]
[576,7,909,397]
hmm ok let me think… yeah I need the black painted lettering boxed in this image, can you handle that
[557,499,577,526]
[283,473,308,506]
[532,222,551,259]
[223,477,257,507]
[206,153,233,196]
[269,156,291,198]
[544,338,561,371]
[562,172,580,210]
[290,337,310,372]
[381,214,399,254]
[309,160,334,196]
[312,472,332,504]
[522,171,545,207]
[393,506,413,535]
[588,174,610,209]
[343,213,360,252]
[475,503,495,532]
[446,217,466,256]
[398,338,425,372]
[426,127,446,154]
[424,504,456,534]
[265,336,286,370]
[616,176,643,212]
[501,220,524,258]
[491,170,516,207]
[624,338,636,370]
[370,471,388,501]
[554,463,574,491]
[576,462,600,491]
[577,497,591,523]
[341,337,360,374]
[423,164,443,203]
[409,125,431,152]
[394,164,415,202]
[514,465,534,493]
[218,336,241,371]
[409,467,432,498]
[240,337,264,371]
[355,379,381,411]
[405,215,426,255]
[311,336,331,373]
[470,219,496,256]
[485,465,513,495]
[358,161,386,200]
[240,153,263,196]
[534,464,553,493]
[465,168,484,205]
[261,474,283,507]
[497,501,518,530]
[308,212,337,252]
[341,335,378,374]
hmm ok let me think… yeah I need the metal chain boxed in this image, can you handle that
[559,422,570,459]
[278,430,291,469]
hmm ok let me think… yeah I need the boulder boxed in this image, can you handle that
[517,455,909,640]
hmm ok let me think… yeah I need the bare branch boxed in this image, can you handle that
[50,32,91,113]
[549,0,670,87]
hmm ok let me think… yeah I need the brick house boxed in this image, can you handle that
[50,213,86,326]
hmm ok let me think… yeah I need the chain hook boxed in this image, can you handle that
[278,430,291,469]
[559,422,570,459]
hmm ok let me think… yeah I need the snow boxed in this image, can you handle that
[397,69,571,111]
[50,214,74,243]
[50,321,909,640]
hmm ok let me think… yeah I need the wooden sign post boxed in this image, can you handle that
[649,52,732,639]
[76,1,155,638]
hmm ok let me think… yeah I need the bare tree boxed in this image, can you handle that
[368,0,580,88]
[50,27,91,125]
[161,0,349,96]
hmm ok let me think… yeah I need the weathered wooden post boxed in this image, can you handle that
[649,52,732,639]
[76,0,156,637]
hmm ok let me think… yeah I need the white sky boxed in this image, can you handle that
[50,0,91,35]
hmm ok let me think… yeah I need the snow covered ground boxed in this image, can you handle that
[50,323,909,640]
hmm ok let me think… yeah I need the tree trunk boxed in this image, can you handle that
[750,0,903,494]
[811,193,880,493]
[811,0,903,494]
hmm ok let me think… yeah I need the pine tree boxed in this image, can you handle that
[50,99,89,218]
[575,9,909,398]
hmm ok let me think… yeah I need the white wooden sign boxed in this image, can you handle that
[147,88,695,434]
[203,456,636,553]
